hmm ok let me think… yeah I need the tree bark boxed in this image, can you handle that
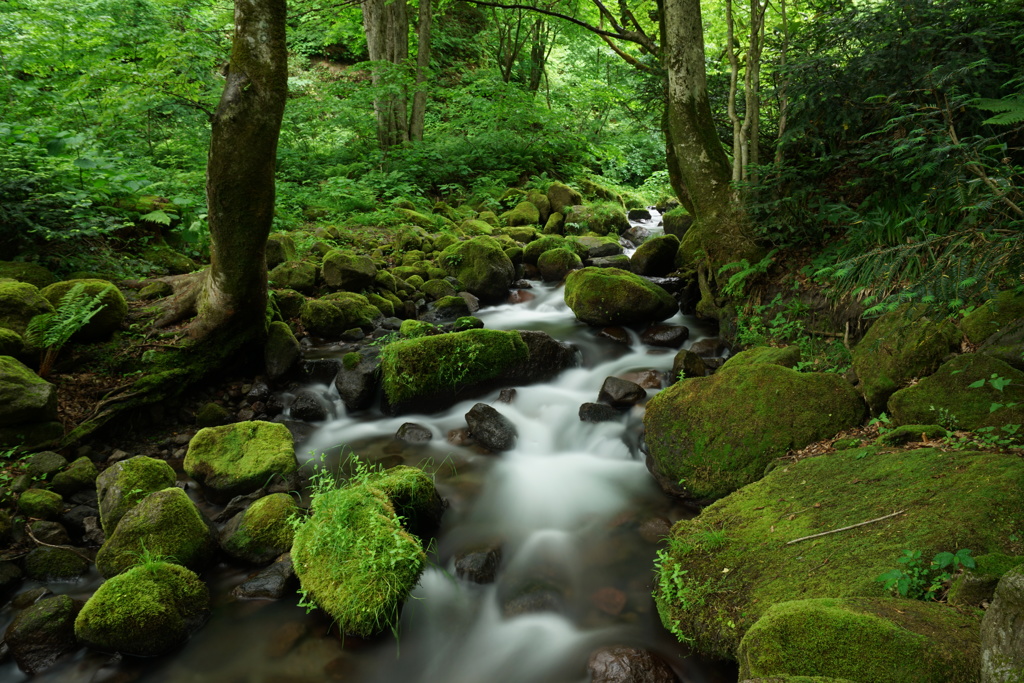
[364,0,410,149]
[409,0,431,142]
[193,0,287,341]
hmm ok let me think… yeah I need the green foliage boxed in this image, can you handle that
[735,294,852,373]
[654,541,713,645]
[25,283,112,377]
[876,549,976,601]
[718,250,778,297]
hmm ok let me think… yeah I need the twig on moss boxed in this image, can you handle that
[786,510,906,545]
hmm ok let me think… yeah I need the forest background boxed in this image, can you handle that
[1,0,1022,329]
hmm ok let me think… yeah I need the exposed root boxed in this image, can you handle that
[151,271,205,329]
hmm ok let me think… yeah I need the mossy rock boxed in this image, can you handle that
[363,465,446,540]
[400,319,439,338]
[39,279,128,342]
[300,292,381,338]
[977,318,1024,373]
[888,353,1024,431]
[75,562,210,657]
[723,346,802,370]
[220,492,298,565]
[851,306,959,415]
[195,401,232,428]
[0,356,57,427]
[50,456,98,497]
[564,267,677,327]
[265,320,300,381]
[876,424,949,446]
[501,201,540,227]
[630,234,680,277]
[138,280,173,300]
[422,278,457,301]
[502,226,538,243]
[644,364,866,501]
[0,325,22,356]
[563,202,630,237]
[366,292,395,318]
[948,553,1024,607]
[676,216,765,272]
[379,329,529,409]
[537,248,583,282]
[453,316,484,331]
[567,235,622,259]
[18,488,63,519]
[140,246,197,275]
[662,207,694,239]
[543,211,565,234]
[526,189,551,223]
[0,261,56,289]
[96,455,176,536]
[546,182,583,214]
[291,482,426,637]
[184,421,297,499]
[3,594,80,674]
[654,446,1024,660]
[266,233,298,268]
[268,260,317,293]
[321,250,377,291]
[395,208,452,231]
[0,280,53,336]
[460,219,494,236]
[270,288,306,320]
[523,235,578,265]
[578,178,623,204]
[439,236,515,304]
[980,564,1024,681]
[430,295,471,320]
[737,597,980,683]
[24,546,90,580]
[95,486,216,578]
[960,290,1024,345]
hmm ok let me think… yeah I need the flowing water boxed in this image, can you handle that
[1,210,738,683]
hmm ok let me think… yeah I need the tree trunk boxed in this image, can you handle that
[661,0,761,270]
[726,0,742,183]
[409,0,431,142]
[364,0,410,150]
[193,0,287,341]
[528,20,546,92]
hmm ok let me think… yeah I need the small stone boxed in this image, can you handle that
[641,324,690,348]
[498,388,517,403]
[638,516,672,544]
[587,645,678,683]
[465,403,518,452]
[395,422,432,443]
[232,555,296,600]
[590,587,627,616]
[580,403,620,423]
[598,377,647,408]
[455,545,502,584]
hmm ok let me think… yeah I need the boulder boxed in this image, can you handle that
[220,492,298,565]
[630,234,680,277]
[537,248,583,282]
[526,189,551,224]
[455,544,502,584]
[949,553,1024,608]
[439,236,516,304]
[184,421,297,499]
[289,388,332,422]
[598,376,646,408]
[465,403,518,451]
[569,235,622,258]
[543,211,565,234]
[39,279,127,342]
[265,320,300,381]
[0,280,53,336]
[422,278,457,301]
[961,290,1024,345]
[546,182,583,214]
[0,356,57,426]
[723,345,802,370]
[23,546,89,580]
[140,246,197,275]
[580,402,620,422]
[981,565,1024,682]
[50,456,98,497]
[18,488,63,519]
[641,324,690,348]
[587,646,678,683]
[888,352,1024,430]
[662,208,693,239]
[564,203,630,236]
[265,233,297,268]
[4,594,81,674]
[95,486,217,577]
[644,364,866,501]
[524,235,580,265]
[671,348,707,380]
[0,326,23,355]
[300,293,381,338]
[321,250,377,291]
[335,348,381,413]
[0,261,56,289]
[501,201,541,227]
[564,267,677,327]
[232,554,296,600]
[851,306,958,414]
[75,562,209,657]
[979,319,1024,372]
[588,254,633,270]
[395,422,432,443]
[96,455,176,536]
[268,260,316,293]
[655,446,1024,660]
[738,598,980,683]
[425,295,472,321]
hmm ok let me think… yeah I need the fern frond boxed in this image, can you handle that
[26,284,111,350]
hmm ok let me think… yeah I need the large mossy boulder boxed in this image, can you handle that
[291,466,441,637]
[0,280,53,336]
[563,203,630,237]
[0,261,56,290]
[978,319,1024,373]
[546,182,583,214]
[888,353,1024,430]
[537,248,583,282]
[300,292,381,338]
[0,356,57,427]
[644,364,866,501]
[96,455,176,536]
[265,233,297,268]
[439,236,515,304]
[630,234,680,277]
[95,486,217,578]
[851,306,958,414]
[654,446,1024,660]
[321,249,377,291]
[564,267,677,327]
[737,597,980,683]
[75,562,209,657]
[981,565,1024,682]
[220,492,298,565]
[3,594,81,675]
[268,261,316,293]
[723,346,802,370]
[662,208,693,239]
[502,201,541,227]
[184,421,297,499]
[961,290,1024,346]
[40,279,127,342]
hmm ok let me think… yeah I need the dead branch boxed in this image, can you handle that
[786,510,906,545]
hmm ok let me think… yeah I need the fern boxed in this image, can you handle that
[25,283,112,377]
[973,96,1024,127]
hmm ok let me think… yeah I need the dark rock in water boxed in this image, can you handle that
[465,403,517,452]
[498,388,517,403]
[590,586,627,616]
[233,555,297,600]
[458,291,481,313]
[289,389,332,422]
[586,645,679,683]
[301,359,342,385]
[620,369,665,390]
[597,327,632,346]
[265,393,286,417]
[455,545,502,584]
[447,428,473,447]
[82,517,104,546]
[580,403,620,423]
[598,377,646,408]
[671,349,707,381]
[0,561,24,599]
[272,418,317,446]
[627,208,652,221]
[335,347,380,413]
[28,520,71,546]
[688,337,728,358]
[502,588,565,617]
[508,289,536,304]
[215,489,265,523]
[247,382,270,403]
[622,225,652,246]
[641,324,689,348]
[13,587,50,608]
[639,516,672,543]
[395,422,432,443]
[4,594,82,675]
[24,547,90,581]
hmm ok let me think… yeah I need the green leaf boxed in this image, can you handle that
[140,209,173,226]
[968,379,986,389]
[74,157,98,169]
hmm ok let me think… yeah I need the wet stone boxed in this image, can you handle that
[301,359,342,385]
[447,428,474,447]
[638,516,672,544]
[598,377,646,409]
[465,403,518,452]
[688,337,728,358]
[289,390,332,422]
[498,388,517,403]
[580,403,620,423]
[627,209,652,221]
[597,327,631,345]
[591,587,627,616]
[232,555,296,600]
[641,324,689,348]
[24,452,67,479]
[395,422,432,444]
[28,520,71,546]
[586,645,679,683]
[455,545,502,584]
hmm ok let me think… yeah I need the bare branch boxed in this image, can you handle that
[462,0,652,46]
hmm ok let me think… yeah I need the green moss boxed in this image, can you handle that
[502,226,538,243]
[422,278,457,301]
[563,202,630,236]
[0,280,53,336]
[399,319,438,338]
[961,290,1024,345]
[321,249,377,291]
[18,487,63,519]
[184,421,297,498]
[433,295,470,318]
[291,484,426,637]
[851,306,958,414]
[0,261,56,289]
[501,201,541,227]
[0,327,22,356]
[0,355,58,427]
[300,293,380,338]
[268,260,317,293]
[737,597,980,682]
[523,235,573,265]
[97,455,177,535]
[50,455,98,496]
[75,562,209,657]
[366,292,395,318]
[438,236,515,304]
[453,316,484,331]
[343,352,362,370]
[654,447,1024,659]
[24,546,90,580]
[379,329,529,405]
[195,401,231,428]
[876,424,949,446]
[222,492,298,564]
[564,267,677,327]
[537,248,583,282]
[363,466,445,539]
[723,346,802,370]
[39,279,127,342]
[947,553,1024,607]
[96,486,216,577]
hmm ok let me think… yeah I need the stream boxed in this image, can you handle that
[1,212,738,683]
